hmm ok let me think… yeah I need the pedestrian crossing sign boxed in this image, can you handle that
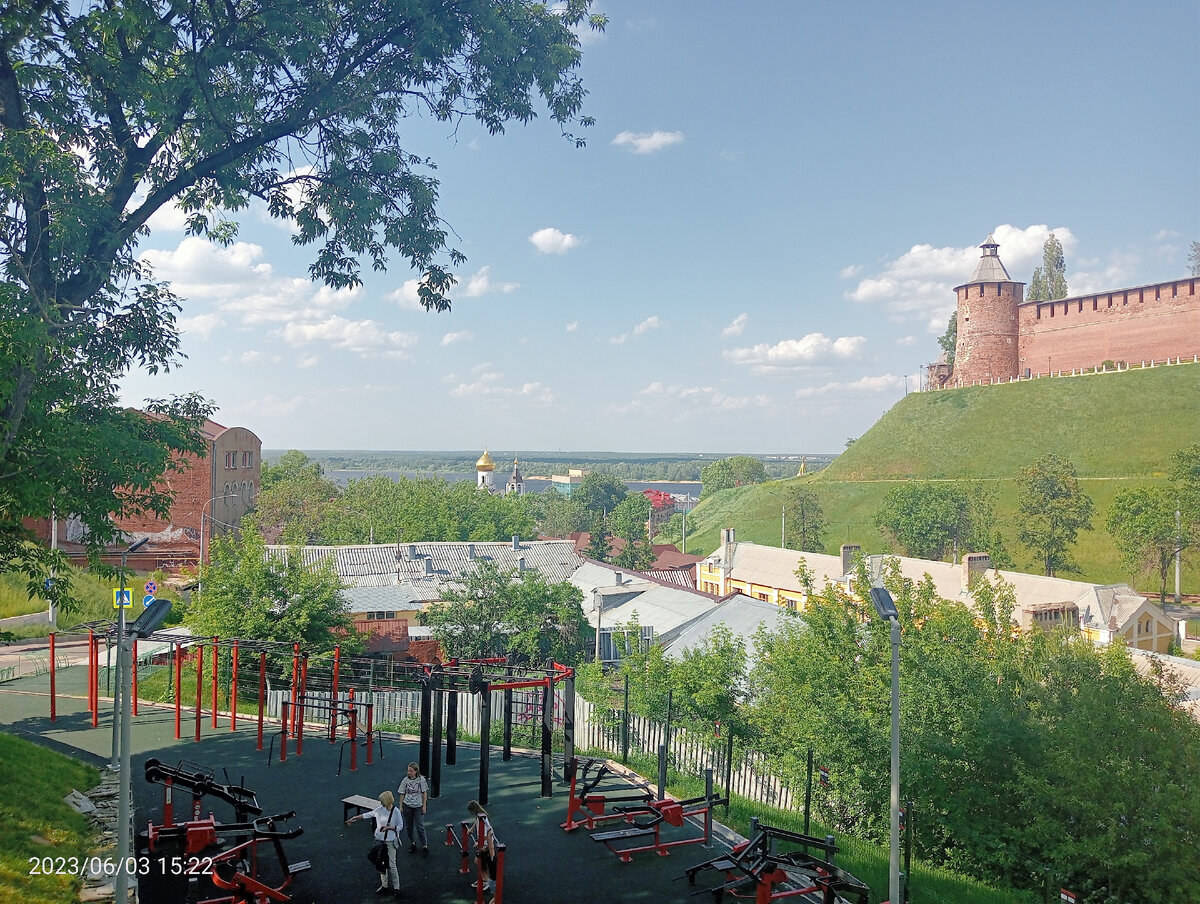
[113,589,132,609]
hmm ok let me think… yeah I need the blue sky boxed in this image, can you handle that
[118,2,1200,455]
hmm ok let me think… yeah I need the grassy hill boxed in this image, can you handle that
[678,363,1200,592]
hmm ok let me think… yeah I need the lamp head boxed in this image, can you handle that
[869,586,899,621]
[129,598,172,638]
[126,537,149,554]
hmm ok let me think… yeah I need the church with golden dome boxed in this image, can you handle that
[475,449,525,495]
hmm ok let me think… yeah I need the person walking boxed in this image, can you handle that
[398,762,429,855]
[467,799,496,904]
[346,790,404,897]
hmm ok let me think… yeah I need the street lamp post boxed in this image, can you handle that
[869,585,903,904]
[113,537,149,904]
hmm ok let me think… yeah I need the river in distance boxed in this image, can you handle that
[329,470,700,504]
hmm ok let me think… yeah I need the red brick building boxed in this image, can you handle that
[950,235,1200,386]
[43,418,261,571]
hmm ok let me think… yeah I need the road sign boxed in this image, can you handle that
[1061,891,1077,903]
[113,589,132,609]
[818,766,830,787]
[142,594,155,607]
[144,579,158,595]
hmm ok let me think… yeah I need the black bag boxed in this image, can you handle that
[367,841,387,870]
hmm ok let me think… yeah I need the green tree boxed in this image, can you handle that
[937,311,957,360]
[700,456,767,496]
[583,515,612,563]
[671,624,750,735]
[1,0,603,592]
[249,463,341,545]
[261,451,324,491]
[1026,233,1069,302]
[1015,454,1094,576]
[573,472,629,516]
[531,489,587,539]
[874,481,1002,562]
[0,391,211,612]
[1107,486,1192,603]
[187,528,359,665]
[1189,240,1200,277]
[782,486,827,553]
[421,561,587,664]
[610,494,655,570]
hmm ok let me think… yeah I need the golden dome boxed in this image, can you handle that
[475,449,495,471]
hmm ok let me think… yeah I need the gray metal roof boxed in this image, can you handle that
[965,233,1014,283]
[663,593,799,662]
[569,559,720,639]
[395,540,582,585]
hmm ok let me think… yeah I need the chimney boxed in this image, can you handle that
[614,573,623,586]
[467,543,475,560]
[518,556,526,573]
[840,544,861,576]
[512,534,520,550]
[407,544,416,560]
[423,556,434,576]
[962,553,990,591]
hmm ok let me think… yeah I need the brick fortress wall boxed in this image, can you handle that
[1017,277,1200,376]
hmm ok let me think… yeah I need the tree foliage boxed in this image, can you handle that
[186,527,360,670]
[1,0,601,597]
[938,311,957,361]
[1189,240,1200,277]
[421,561,587,664]
[609,494,655,570]
[573,472,629,517]
[1015,454,1093,576]
[874,480,1009,565]
[1107,487,1189,603]
[700,456,768,497]
[782,486,827,553]
[1026,233,1068,302]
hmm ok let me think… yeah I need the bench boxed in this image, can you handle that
[342,794,379,823]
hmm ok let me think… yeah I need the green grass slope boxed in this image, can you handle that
[825,363,1199,480]
[678,365,1200,593]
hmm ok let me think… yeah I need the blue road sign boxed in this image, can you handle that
[113,589,132,609]
[142,594,155,607]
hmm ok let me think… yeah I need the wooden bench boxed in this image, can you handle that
[342,794,379,823]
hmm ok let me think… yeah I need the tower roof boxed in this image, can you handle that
[967,233,1013,282]
[509,458,524,482]
[475,449,495,471]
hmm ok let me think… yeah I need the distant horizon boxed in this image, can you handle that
[262,448,840,460]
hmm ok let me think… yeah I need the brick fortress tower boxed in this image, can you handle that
[953,234,1023,386]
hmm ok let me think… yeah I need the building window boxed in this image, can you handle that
[1093,299,1097,311]
[366,612,375,620]
[242,451,253,468]
[225,451,235,469]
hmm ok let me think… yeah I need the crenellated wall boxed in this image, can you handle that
[1017,278,1200,376]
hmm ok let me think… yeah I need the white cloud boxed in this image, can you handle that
[565,321,579,332]
[177,312,223,339]
[140,236,357,325]
[724,333,866,371]
[296,355,320,369]
[529,227,580,255]
[843,224,1077,325]
[389,279,424,311]
[612,130,685,154]
[450,372,555,403]
[839,264,862,279]
[610,315,665,344]
[721,313,749,337]
[612,381,770,415]
[441,330,474,346]
[280,316,418,358]
[460,265,519,297]
[794,374,905,398]
[896,335,917,347]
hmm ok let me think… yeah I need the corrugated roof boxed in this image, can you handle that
[664,593,799,663]
[396,540,582,585]
[569,560,719,638]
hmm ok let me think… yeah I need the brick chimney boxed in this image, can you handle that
[962,553,990,591]
[840,544,861,576]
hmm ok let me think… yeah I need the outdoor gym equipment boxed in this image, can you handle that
[561,757,654,832]
[589,769,727,863]
[192,812,310,904]
[444,818,507,904]
[683,818,869,904]
[143,757,262,829]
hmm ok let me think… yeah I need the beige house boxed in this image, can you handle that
[697,529,1177,654]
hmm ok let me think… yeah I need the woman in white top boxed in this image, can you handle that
[346,789,403,897]
[398,762,429,854]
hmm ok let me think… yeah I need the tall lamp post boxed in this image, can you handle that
[869,585,902,904]
[110,538,148,768]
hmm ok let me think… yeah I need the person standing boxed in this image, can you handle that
[398,762,429,855]
[346,790,403,897]
[466,799,496,903]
